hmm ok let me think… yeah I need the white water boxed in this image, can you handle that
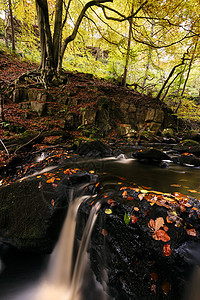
[34,188,101,300]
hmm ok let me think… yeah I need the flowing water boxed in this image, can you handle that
[0,156,200,299]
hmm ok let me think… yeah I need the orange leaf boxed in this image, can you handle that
[138,194,144,201]
[163,225,169,232]
[122,190,127,197]
[102,229,108,236]
[166,216,173,223]
[51,199,55,206]
[186,228,197,237]
[46,177,55,183]
[134,207,139,211]
[154,217,165,232]
[127,196,134,201]
[153,230,170,242]
[148,219,155,230]
[163,244,171,256]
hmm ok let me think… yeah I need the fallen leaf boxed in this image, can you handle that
[138,194,144,201]
[134,207,139,211]
[51,199,55,206]
[102,229,108,236]
[130,215,138,223]
[151,284,156,294]
[162,281,171,295]
[188,190,198,193]
[153,230,170,242]
[186,228,197,237]
[163,244,171,256]
[127,196,134,201]
[46,177,55,183]
[150,273,158,282]
[105,208,112,215]
[154,217,165,232]
[122,190,127,197]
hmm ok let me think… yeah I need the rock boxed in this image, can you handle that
[0,171,98,253]
[172,153,200,167]
[82,109,96,125]
[13,87,27,103]
[31,101,47,116]
[133,148,170,162]
[78,187,200,300]
[162,128,175,137]
[78,140,113,158]
[172,144,200,156]
[181,139,199,147]
[116,124,132,136]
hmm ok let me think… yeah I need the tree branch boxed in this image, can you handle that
[99,0,148,22]
[60,0,113,60]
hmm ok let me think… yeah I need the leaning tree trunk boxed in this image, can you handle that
[122,6,133,87]
[8,0,15,52]
[53,0,63,71]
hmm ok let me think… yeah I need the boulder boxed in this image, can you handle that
[172,153,200,167]
[133,148,170,162]
[78,186,200,299]
[78,140,113,158]
[0,171,98,253]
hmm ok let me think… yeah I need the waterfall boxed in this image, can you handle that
[34,186,101,300]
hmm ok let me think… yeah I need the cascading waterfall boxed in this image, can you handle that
[34,186,101,300]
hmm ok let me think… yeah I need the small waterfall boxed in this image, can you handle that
[35,186,101,300]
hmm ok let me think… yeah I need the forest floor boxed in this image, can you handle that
[0,49,160,168]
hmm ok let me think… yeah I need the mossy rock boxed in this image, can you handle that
[182,139,199,147]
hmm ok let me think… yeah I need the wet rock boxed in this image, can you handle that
[78,187,200,300]
[172,153,200,167]
[0,171,98,253]
[162,128,175,137]
[78,140,113,158]
[133,148,170,163]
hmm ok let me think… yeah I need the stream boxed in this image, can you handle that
[0,155,200,300]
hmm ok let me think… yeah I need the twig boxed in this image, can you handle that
[0,138,9,157]
[14,129,45,155]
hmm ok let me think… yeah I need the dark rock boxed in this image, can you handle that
[133,148,170,164]
[172,154,200,167]
[0,171,98,253]
[78,187,200,300]
[78,140,113,158]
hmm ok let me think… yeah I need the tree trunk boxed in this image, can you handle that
[8,0,15,52]
[4,11,9,49]
[142,23,154,89]
[122,6,133,87]
[35,0,54,72]
[53,0,63,70]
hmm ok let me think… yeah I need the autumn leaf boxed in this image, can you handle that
[105,208,112,215]
[153,230,170,242]
[127,196,134,201]
[46,177,55,183]
[162,281,171,295]
[150,273,158,282]
[130,215,138,223]
[163,244,171,256]
[122,190,128,197]
[186,228,197,237]
[154,217,165,232]
[102,229,108,236]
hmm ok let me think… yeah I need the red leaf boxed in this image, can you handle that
[163,244,171,256]
[130,215,138,223]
